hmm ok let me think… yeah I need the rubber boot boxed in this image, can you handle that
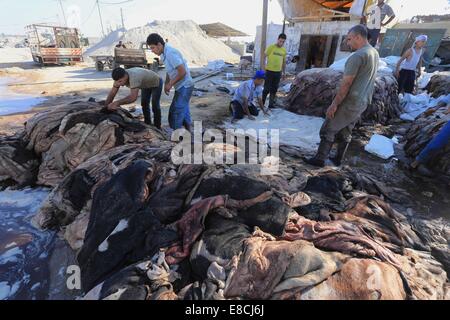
[331,141,350,166]
[303,140,333,167]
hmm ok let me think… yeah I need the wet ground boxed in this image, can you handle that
[0,66,448,299]
[0,188,54,299]
[0,77,46,116]
[348,129,450,221]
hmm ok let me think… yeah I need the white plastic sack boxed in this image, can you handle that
[364,134,395,159]
[402,93,430,105]
[329,56,351,72]
[207,59,225,71]
[417,71,437,89]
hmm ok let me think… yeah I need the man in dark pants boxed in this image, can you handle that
[364,0,395,47]
[263,33,287,109]
[305,25,379,167]
[105,67,162,129]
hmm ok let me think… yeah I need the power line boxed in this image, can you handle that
[96,0,106,37]
[120,8,125,29]
[82,1,98,24]
[99,0,133,5]
[57,0,68,26]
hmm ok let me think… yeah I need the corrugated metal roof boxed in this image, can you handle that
[199,23,248,37]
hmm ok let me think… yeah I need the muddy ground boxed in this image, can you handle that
[0,51,448,300]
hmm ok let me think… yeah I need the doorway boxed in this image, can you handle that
[296,34,340,72]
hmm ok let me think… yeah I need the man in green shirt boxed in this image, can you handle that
[263,33,287,109]
[305,25,379,167]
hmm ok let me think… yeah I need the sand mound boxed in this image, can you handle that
[84,20,239,65]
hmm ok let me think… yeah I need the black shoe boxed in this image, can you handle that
[303,156,325,167]
[330,142,350,166]
[303,140,333,167]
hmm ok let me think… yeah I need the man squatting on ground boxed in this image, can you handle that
[305,25,379,167]
[106,67,163,129]
[263,33,287,109]
[146,33,194,131]
[230,70,270,123]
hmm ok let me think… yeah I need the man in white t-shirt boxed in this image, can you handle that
[365,0,395,47]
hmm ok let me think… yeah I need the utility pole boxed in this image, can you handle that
[260,0,269,70]
[58,0,67,26]
[96,0,106,37]
[120,8,125,29]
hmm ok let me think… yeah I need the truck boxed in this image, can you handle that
[25,24,83,66]
[90,42,161,72]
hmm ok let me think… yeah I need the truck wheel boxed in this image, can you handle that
[95,61,104,71]
[38,57,44,67]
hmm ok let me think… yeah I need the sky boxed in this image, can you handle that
[0,0,449,37]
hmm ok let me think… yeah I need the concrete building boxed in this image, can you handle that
[255,0,377,71]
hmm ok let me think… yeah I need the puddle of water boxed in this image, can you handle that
[0,77,46,115]
[0,188,55,300]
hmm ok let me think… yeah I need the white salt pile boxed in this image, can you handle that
[85,20,240,66]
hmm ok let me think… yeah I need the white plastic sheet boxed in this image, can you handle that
[364,134,395,160]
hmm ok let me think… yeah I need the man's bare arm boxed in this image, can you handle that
[105,85,120,106]
[242,97,251,116]
[326,75,356,118]
[395,49,411,75]
[257,97,268,114]
[168,65,187,87]
[382,15,396,26]
[332,75,356,107]
[113,88,139,106]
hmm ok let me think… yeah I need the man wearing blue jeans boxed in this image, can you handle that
[106,67,163,128]
[146,33,194,131]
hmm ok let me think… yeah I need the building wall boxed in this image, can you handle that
[294,20,358,61]
[254,19,360,68]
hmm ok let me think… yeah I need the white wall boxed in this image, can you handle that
[254,19,359,68]
[254,23,301,67]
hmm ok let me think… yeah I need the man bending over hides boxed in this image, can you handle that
[105,67,163,129]
[230,70,270,123]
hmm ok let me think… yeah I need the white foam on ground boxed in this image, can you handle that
[224,109,324,152]
[0,247,23,265]
[0,188,50,209]
[0,188,51,300]
[0,282,11,300]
